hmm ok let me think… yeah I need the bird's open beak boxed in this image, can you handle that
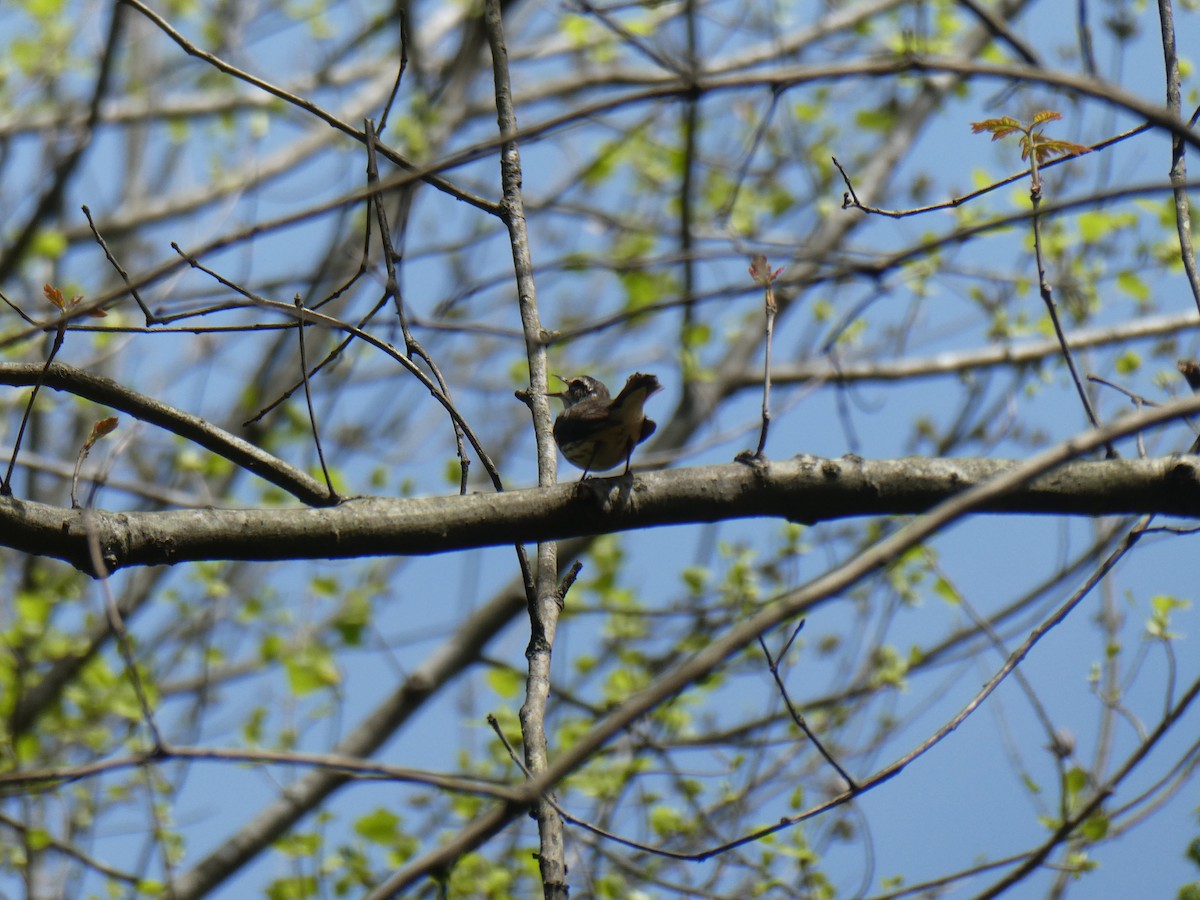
[545,374,569,398]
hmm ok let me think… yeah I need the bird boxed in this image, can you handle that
[548,372,661,479]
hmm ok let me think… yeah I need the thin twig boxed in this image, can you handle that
[739,256,782,461]
[832,120,1150,218]
[717,87,782,226]
[2,318,66,496]
[1025,138,1114,456]
[242,294,389,425]
[574,0,685,74]
[71,417,120,509]
[758,629,858,790]
[375,6,408,134]
[81,438,165,751]
[170,242,510,494]
[118,0,499,214]
[365,118,473,495]
[81,204,156,323]
[294,295,337,500]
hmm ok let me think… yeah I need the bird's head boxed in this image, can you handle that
[548,374,610,409]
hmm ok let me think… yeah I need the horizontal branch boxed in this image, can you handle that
[7,455,1199,574]
[737,311,1200,386]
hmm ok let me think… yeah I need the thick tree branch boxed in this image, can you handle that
[7,453,1199,575]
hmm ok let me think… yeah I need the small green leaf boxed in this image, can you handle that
[681,566,709,594]
[274,832,321,857]
[1116,270,1150,302]
[284,646,340,695]
[260,634,284,662]
[334,592,370,645]
[1114,351,1140,375]
[15,591,52,629]
[1080,813,1109,841]
[1077,210,1113,242]
[31,229,67,259]
[933,576,961,604]
[486,666,522,699]
[26,828,51,851]
[355,808,401,844]
[649,805,688,837]
[1064,767,1088,795]
[243,706,266,744]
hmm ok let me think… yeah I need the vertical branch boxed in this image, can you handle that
[679,0,700,363]
[1025,148,1115,457]
[82,205,157,324]
[1,328,63,496]
[376,4,409,134]
[483,1,567,897]
[740,256,781,462]
[364,119,473,494]
[1156,0,1200,315]
[1076,0,1097,76]
[293,295,337,500]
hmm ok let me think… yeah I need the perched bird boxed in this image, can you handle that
[549,372,661,478]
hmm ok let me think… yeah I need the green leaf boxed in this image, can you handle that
[260,634,284,662]
[486,666,522,699]
[1187,836,1200,868]
[681,565,709,594]
[1114,351,1140,375]
[333,591,370,645]
[1077,210,1114,242]
[26,828,51,851]
[649,805,689,837]
[30,229,67,259]
[1080,813,1109,841]
[354,808,401,844]
[1116,270,1150,302]
[284,646,340,695]
[243,706,267,745]
[855,107,897,132]
[274,832,321,857]
[266,875,318,900]
[1064,767,1088,795]
[25,0,67,16]
[933,576,961,604]
[15,591,52,629]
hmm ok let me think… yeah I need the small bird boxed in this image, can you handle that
[549,372,661,478]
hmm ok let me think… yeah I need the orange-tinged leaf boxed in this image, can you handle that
[1032,110,1063,125]
[91,417,119,439]
[43,283,67,311]
[43,283,105,317]
[970,117,1021,139]
[748,255,783,286]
